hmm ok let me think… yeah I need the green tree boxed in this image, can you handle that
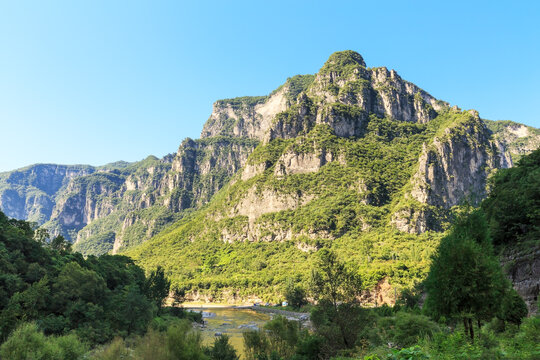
[145,266,171,313]
[310,249,362,309]
[498,288,528,329]
[424,210,508,341]
[50,235,72,253]
[284,279,307,310]
[482,148,540,247]
[206,335,238,360]
[309,249,366,354]
[0,322,87,360]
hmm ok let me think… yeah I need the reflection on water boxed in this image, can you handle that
[188,308,271,358]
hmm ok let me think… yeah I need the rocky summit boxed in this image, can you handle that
[1,51,539,304]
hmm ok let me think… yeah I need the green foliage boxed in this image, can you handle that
[284,75,316,103]
[145,266,171,312]
[205,335,238,360]
[310,249,362,307]
[284,279,308,310]
[0,322,88,360]
[166,320,207,360]
[243,316,308,360]
[271,74,316,104]
[378,312,440,348]
[387,346,429,360]
[319,51,366,78]
[424,210,508,333]
[216,96,268,109]
[482,148,540,248]
[0,211,171,345]
[498,288,528,328]
[92,319,211,360]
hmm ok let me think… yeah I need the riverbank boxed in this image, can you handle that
[184,303,310,320]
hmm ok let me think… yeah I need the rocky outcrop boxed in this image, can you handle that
[392,111,513,233]
[0,164,96,224]
[201,90,288,140]
[274,149,344,177]
[485,120,540,162]
[501,246,540,315]
[219,217,333,243]
[74,138,258,254]
[232,188,314,222]
[412,116,507,207]
[308,51,446,125]
[2,50,538,263]
[0,136,259,255]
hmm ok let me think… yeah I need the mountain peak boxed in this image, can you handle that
[323,50,366,69]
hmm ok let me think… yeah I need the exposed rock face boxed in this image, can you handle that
[0,164,96,224]
[201,89,288,140]
[1,50,538,263]
[392,112,513,234]
[0,137,258,255]
[308,52,446,125]
[274,149,343,177]
[501,247,540,314]
[391,207,430,234]
[78,138,258,254]
[485,120,540,163]
[232,188,313,222]
[359,277,396,306]
[413,116,509,207]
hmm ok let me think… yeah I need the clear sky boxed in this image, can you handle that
[1,1,539,172]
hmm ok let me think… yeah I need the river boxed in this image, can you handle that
[187,307,272,357]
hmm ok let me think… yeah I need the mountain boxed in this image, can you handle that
[1,51,539,304]
[0,143,257,255]
[484,120,540,163]
[123,51,532,303]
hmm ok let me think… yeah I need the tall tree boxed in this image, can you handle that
[424,210,508,341]
[309,249,367,354]
[482,148,540,247]
[145,266,171,313]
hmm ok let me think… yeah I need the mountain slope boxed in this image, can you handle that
[484,119,540,163]
[0,51,538,265]
[125,51,516,303]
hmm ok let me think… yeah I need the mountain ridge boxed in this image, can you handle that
[1,51,539,303]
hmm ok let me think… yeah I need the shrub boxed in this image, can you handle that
[391,312,440,348]
[205,335,238,360]
[0,322,88,360]
[284,280,308,310]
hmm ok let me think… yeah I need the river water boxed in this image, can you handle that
[187,307,272,357]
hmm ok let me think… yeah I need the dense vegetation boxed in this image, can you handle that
[238,151,540,359]
[0,210,203,357]
[127,111,483,301]
[1,141,538,360]
[481,148,540,249]
[242,201,537,360]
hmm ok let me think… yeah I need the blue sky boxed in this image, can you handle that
[1,1,539,172]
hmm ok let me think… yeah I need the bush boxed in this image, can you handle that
[284,281,308,310]
[92,337,130,360]
[205,335,238,360]
[391,312,440,348]
[387,346,429,360]
[166,320,207,360]
[0,322,88,360]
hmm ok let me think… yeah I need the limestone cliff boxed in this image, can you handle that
[501,246,540,315]
[0,164,103,224]
[2,50,539,308]
[392,111,513,234]
[485,119,540,163]
[127,51,537,304]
